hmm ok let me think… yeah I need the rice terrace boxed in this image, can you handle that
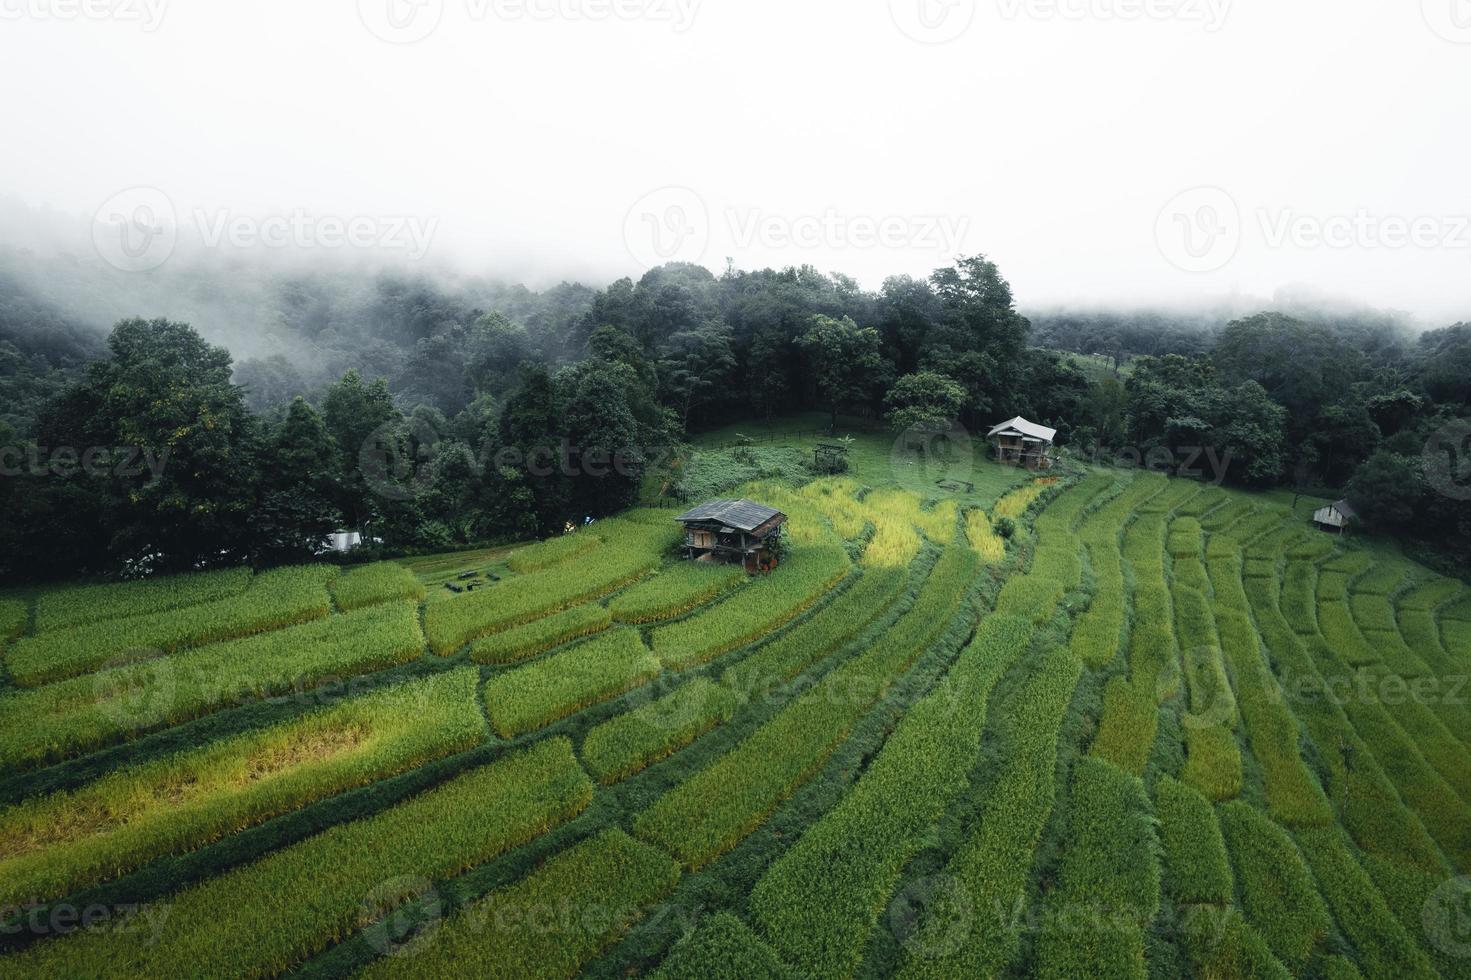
[0,418,1466,980]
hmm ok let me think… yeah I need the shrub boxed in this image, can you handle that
[650,545,850,671]
[581,678,740,784]
[1,739,594,979]
[361,829,681,980]
[329,561,425,611]
[482,628,660,738]
[749,614,1031,978]
[0,602,426,770]
[7,565,338,687]
[1154,775,1233,905]
[468,605,613,665]
[609,562,746,624]
[1181,726,1242,802]
[0,669,486,907]
[1219,801,1332,969]
[31,566,254,633]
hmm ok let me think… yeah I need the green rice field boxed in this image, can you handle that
[1,430,1468,980]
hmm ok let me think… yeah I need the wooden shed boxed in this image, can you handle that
[988,416,1057,471]
[1313,498,1357,533]
[675,499,787,573]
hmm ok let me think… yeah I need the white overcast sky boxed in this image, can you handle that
[2,0,1469,322]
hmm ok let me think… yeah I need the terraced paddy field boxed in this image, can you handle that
[2,456,1469,979]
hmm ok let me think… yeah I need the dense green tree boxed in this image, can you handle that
[800,315,887,430]
[885,371,967,433]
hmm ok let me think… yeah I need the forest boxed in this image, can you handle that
[0,249,1467,583]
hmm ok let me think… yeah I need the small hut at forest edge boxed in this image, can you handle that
[675,499,787,574]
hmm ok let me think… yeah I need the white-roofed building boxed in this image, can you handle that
[987,416,1058,471]
[1312,499,1358,533]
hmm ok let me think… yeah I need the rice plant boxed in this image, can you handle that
[468,604,612,665]
[965,508,1006,562]
[581,678,740,784]
[1154,775,1233,906]
[329,561,425,611]
[482,628,660,738]
[0,669,486,907]
[506,529,606,573]
[609,562,746,624]
[1220,801,1334,970]
[31,566,254,633]
[0,739,594,979]
[6,565,338,687]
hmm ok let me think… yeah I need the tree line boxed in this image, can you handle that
[0,254,1467,582]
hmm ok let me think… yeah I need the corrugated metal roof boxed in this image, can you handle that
[1333,498,1358,519]
[987,416,1058,442]
[675,499,785,532]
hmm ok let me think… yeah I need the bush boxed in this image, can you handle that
[581,678,740,784]
[329,561,425,611]
[1,739,594,979]
[468,604,613,665]
[360,829,680,979]
[7,565,338,687]
[482,628,660,738]
[995,515,1017,540]
[0,602,426,770]
[0,669,486,907]
[609,562,747,624]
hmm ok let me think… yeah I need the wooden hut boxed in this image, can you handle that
[1312,498,1357,533]
[988,416,1057,471]
[675,499,787,573]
